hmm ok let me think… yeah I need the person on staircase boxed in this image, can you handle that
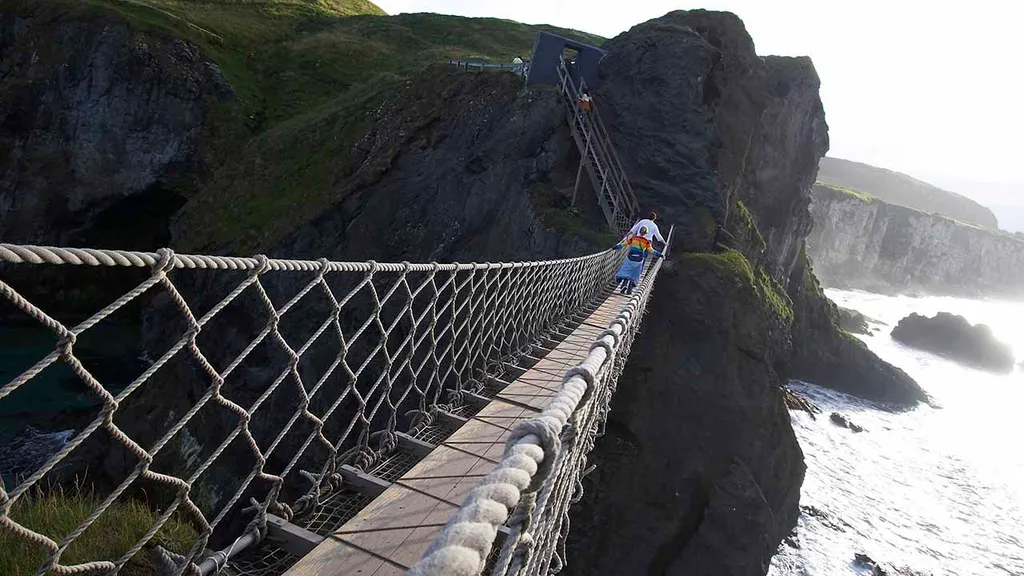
[578,90,593,114]
[613,226,662,296]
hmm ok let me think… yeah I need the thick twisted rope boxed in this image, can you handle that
[0,242,622,576]
[0,244,606,273]
[408,234,670,576]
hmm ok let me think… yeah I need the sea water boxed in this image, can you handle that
[769,289,1024,576]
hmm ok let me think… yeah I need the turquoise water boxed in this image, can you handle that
[770,290,1024,576]
[0,323,143,481]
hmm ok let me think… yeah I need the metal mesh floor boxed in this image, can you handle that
[369,450,421,482]
[298,489,373,536]
[449,402,481,418]
[225,543,299,576]
[414,423,453,445]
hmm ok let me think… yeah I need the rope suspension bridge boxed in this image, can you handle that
[2,32,650,576]
[0,228,670,576]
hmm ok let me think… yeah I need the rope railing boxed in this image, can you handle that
[411,226,673,576]
[449,60,528,77]
[0,242,624,575]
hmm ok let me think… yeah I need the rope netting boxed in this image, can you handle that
[0,242,624,576]
[410,230,670,576]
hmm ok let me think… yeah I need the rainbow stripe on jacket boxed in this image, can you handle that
[617,235,656,262]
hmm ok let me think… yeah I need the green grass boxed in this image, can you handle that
[815,181,878,204]
[36,0,601,126]
[685,249,794,322]
[530,184,621,248]
[6,0,608,252]
[731,200,767,256]
[176,73,403,252]
[757,266,794,323]
[0,488,198,576]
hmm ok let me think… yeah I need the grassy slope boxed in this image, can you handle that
[1,489,196,576]
[815,182,1024,241]
[19,0,603,253]
[817,156,998,229]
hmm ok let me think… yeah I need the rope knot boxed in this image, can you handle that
[316,257,331,278]
[252,254,271,276]
[57,332,77,360]
[154,247,175,273]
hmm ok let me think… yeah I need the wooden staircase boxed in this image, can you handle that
[556,60,639,235]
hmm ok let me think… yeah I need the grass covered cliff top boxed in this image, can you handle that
[813,182,1024,244]
[19,0,601,120]
[6,0,604,252]
[817,156,998,230]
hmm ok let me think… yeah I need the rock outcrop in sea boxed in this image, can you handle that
[892,312,1016,374]
[837,306,872,335]
[807,183,1024,298]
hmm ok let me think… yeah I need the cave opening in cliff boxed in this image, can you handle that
[77,184,187,252]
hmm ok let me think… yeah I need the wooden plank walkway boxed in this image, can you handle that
[284,291,628,576]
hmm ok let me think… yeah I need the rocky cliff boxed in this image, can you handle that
[566,252,804,576]
[565,10,924,576]
[0,4,232,247]
[817,156,999,229]
[808,183,1024,298]
[0,4,930,575]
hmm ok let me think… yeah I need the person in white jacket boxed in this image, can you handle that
[625,212,665,244]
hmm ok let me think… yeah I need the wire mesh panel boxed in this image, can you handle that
[0,244,620,575]
[410,228,674,576]
[297,489,371,537]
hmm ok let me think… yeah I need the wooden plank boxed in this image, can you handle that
[396,431,435,458]
[286,290,629,575]
[334,484,456,562]
[397,445,484,504]
[435,409,468,428]
[266,514,324,556]
[283,537,390,576]
[339,464,391,498]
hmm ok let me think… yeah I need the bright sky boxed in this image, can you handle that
[376,0,1024,207]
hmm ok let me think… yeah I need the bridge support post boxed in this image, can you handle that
[571,155,585,207]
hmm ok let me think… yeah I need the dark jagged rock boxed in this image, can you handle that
[0,8,230,247]
[854,553,932,576]
[565,9,924,574]
[594,9,920,409]
[892,312,1015,374]
[784,388,820,419]
[830,412,864,433]
[565,256,804,575]
[0,6,232,319]
[789,250,930,405]
[837,306,872,335]
[801,504,852,532]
